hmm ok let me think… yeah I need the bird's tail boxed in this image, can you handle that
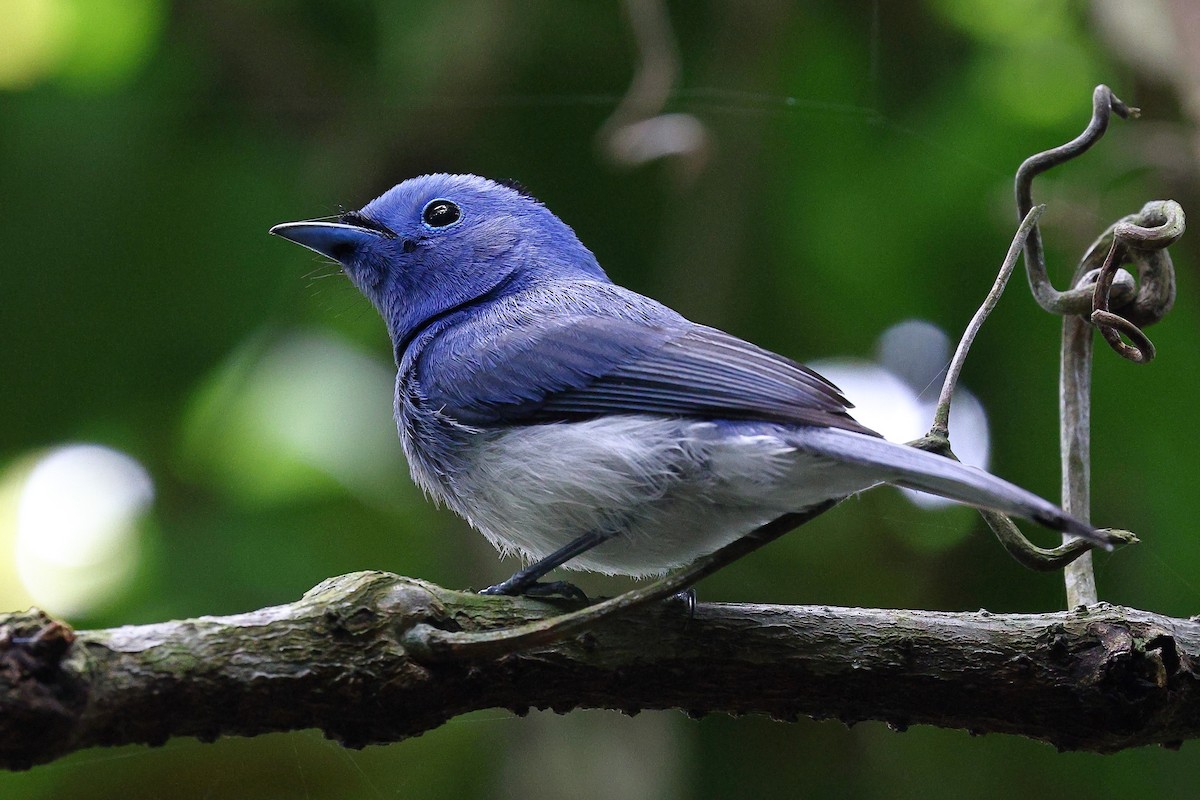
[791,427,1115,548]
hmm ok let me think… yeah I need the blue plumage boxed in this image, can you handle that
[415,284,870,432]
[271,174,1110,592]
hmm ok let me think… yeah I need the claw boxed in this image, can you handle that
[671,587,697,621]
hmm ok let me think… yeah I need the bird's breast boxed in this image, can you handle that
[393,371,479,506]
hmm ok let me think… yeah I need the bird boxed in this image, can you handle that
[271,173,1114,597]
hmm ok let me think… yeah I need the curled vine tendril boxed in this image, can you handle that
[1015,85,1184,364]
[1086,200,1183,363]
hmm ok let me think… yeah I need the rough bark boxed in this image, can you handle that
[1,570,1197,770]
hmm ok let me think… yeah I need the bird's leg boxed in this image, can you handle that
[416,503,843,660]
[480,530,619,599]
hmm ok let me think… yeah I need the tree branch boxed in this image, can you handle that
[2,571,1197,769]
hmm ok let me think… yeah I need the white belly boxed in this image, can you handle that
[444,416,879,577]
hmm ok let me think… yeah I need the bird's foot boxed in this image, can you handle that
[479,579,589,602]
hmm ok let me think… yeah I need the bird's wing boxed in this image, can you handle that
[538,324,874,433]
[415,297,876,435]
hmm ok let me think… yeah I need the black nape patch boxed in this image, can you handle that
[340,210,397,238]
[496,178,540,202]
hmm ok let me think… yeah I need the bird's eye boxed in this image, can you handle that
[422,199,461,229]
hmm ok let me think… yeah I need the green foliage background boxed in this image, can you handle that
[2,1,1198,797]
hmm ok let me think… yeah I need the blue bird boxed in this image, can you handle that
[271,174,1112,596]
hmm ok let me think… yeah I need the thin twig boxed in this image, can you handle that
[979,510,1136,571]
[906,431,1132,567]
[1061,308,1096,606]
[931,204,1044,438]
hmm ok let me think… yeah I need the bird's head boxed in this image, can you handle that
[271,174,607,347]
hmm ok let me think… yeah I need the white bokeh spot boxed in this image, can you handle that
[813,319,992,510]
[15,444,152,616]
